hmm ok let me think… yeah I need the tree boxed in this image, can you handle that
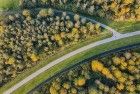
[123,0,134,5]
[17,63,24,71]
[95,23,101,34]
[54,34,61,41]
[91,60,103,72]
[54,34,64,46]
[135,7,140,19]
[96,0,104,4]
[74,14,80,21]
[80,26,87,37]
[48,8,54,16]
[88,6,95,15]
[6,57,15,65]
[62,0,68,4]
[113,69,122,79]
[136,0,140,4]
[112,56,122,65]
[124,52,132,59]
[49,86,58,94]
[89,24,95,34]
[63,82,71,89]
[41,0,48,4]
[26,16,32,21]
[60,32,66,39]
[22,9,31,17]
[19,0,24,6]
[59,88,67,94]
[39,8,48,17]
[81,3,88,11]
[75,76,86,87]
[74,21,80,28]
[81,18,86,24]
[72,28,79,36]
[50,0,55,3]
[0,74,3,84]
[30,53,39,62]
[70,88,77,94]
[11,70,17,78]
[88,87,98,94]
[86,22,95,34]
[39,8,54,17]
[110,1,117,10]
[0,25,4,33]
[66,21,73,28]
[52,81,61,91]
[8,15,15,21]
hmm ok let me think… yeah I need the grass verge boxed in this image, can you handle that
[0,31,111,93]
[90,15,140,34]
[12,35,140,94]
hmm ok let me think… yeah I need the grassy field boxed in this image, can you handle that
[0,32,112,93]
[91,15,140,34]
[11,35,140,94]
[0,0,19,10]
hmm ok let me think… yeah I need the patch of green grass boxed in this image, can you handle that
[0,32,111,93]
[113,21,140,33]
[12,35,140,94]
[0,0,19,10]
[90,15,140,34]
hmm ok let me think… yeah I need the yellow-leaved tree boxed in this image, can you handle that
[74,76,86,87]
[135,7,140,19]
[30,54,39,62]
[54,34,64,46]
[22,9,31,17]
[110,1,117,9]
[49,86,58,94]
[91,60,103,71]
[6,57,15,65]
[91,60,114,79]
[72,28,79,36]
[123,0,134,4]
[0,25,4,33]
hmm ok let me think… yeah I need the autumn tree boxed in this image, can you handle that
[22,9,31,17]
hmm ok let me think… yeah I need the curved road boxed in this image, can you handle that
[3,11,140,94]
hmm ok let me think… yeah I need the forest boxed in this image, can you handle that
[31,50,140,94]
[0,8,104,87]
[19,0,140,21]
